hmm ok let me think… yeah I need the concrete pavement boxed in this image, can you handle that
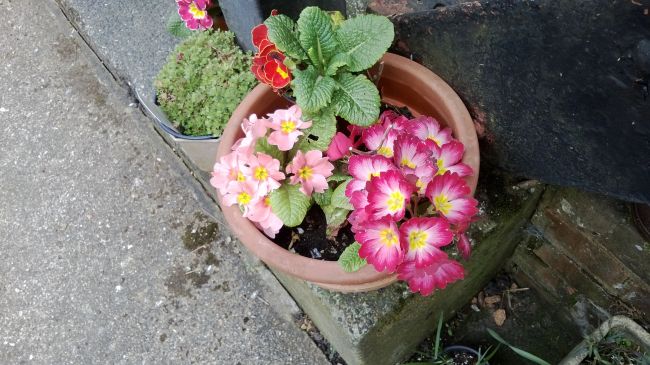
[0,0,329,363]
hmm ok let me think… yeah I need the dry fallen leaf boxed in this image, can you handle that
[493,309,507,326]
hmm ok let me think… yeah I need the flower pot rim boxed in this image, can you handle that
[137,88,217,140]
[216,53,480,292]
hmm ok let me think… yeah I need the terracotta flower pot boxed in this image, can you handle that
[215,53,479,292]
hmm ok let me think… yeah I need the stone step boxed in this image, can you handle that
[529,187,650,318]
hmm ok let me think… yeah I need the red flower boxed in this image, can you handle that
[250,11,291,90]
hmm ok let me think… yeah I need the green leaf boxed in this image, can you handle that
[487,329,551,365]
[328,172,350,183]
[167,15,193,38]
[335,14,394,72]
[269,184,311,227]
[265,15,308,60]
[332,73,380,126]
[331,179,354,210]
[313,190,333,207]
[297,7,339,66]
[292,66,337,113]
[255,138,284,164]
[296,110,337,151]
[338,242,367,272]
[325,53,350,76]
[322,205,350,238]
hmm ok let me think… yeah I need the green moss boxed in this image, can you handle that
[155,30,257,136]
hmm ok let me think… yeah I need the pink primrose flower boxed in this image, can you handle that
[240,152,285,196]
[457,232,472,261]
[286,150,334,196]
[397,258,465,296]
[429,140,473,177]
[221,180,259,211]
[408,116,453,148]
[177,0,214,30]
[366,170,415,221]
[348,208,371,233]
[393,135,431,175]
[211,151,246,195]
[326,132,353,161]
[425,172,478,224]
[267,105,312,151]
[355,218,404,272]
[247,195,283,238]
[400,217,454,268]
[232,114,269,155]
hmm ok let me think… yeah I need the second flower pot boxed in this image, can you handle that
[216,53,480,292]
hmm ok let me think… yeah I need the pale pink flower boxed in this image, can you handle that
[232,114,269,155]
[286,150,334,196]
[267,105,312,151]
[240,153,284,195]
[211,151,246,195]
[247,195,283,238]
[221,180,259,211]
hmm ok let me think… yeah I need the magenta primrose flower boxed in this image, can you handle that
[346,155,397,209]
[362,123,399,158]
[326,132,353,161]
[397,258,465,296]
[429,140,473,177]
[425,172,479,224]
[286,150,334,196]
[267,105,312,151]
[394,134,431,174]
[407,115,453,148]
[177,0,214,30]
[400,217,453,268]
[356,218,404,272]
[366,170,415,221]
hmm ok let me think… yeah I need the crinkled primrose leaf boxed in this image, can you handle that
[338,242,367,272]
[269,184,311,227]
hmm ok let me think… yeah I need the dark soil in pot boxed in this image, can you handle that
[273,205,355,261]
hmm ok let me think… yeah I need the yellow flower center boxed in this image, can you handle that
[281,120,296,134]
[253,166,268,181]
[428,135,442,146]
[377,146,393,158]
[367,171,381,180]
[400,158,416,169]
[298,166,313,180]
[379,228,399,247]
[236,172,246,182]
[188,3,207,19]
[408,230,429,250]
[276,66,289,79]
[416,179,425,192]
[434,194,452,215]
[237,192,252,206]
[264,196,271,206]
[386,191,405,212]
[436,158,447,175]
